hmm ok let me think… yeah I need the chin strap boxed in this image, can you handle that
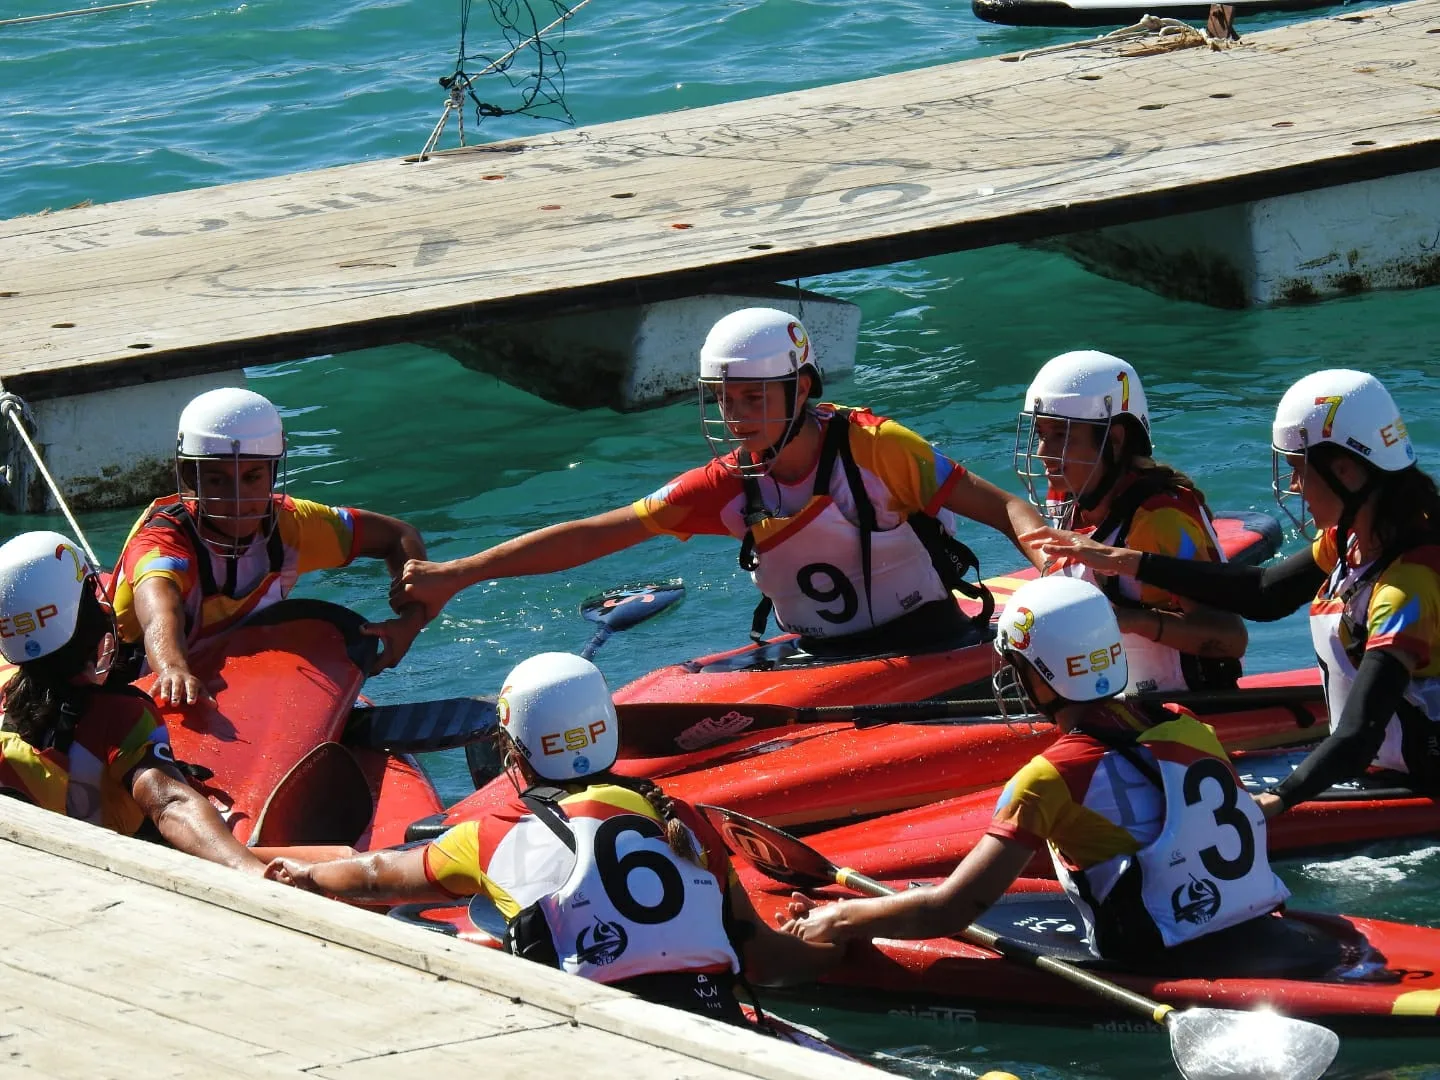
[1076,439,1126,515]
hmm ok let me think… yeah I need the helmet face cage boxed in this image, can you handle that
[698,372,801,478]
[176,443,286,557]
[1271,430,1316,540]
[991,650,1043,733]
[1014,409,1111,528]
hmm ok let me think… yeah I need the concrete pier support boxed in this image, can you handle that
[1046,168,1440,308]
[433,290,861,412]
[0,370,247,515]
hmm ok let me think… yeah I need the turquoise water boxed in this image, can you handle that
[4,0,1439,1074]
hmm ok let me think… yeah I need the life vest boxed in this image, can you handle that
[502,786,741,984]
[1054,716,1288,952]
[738,408,993,641]
[1051,470,1238,693]
[1309,537,1440,774]
[0,685,173,836]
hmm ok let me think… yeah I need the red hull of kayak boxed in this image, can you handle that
[441,668,1325,835]
[748,878,1440,1034]
[615,514,1279,712]
[144,600,441,849]
[800,734,1437,881]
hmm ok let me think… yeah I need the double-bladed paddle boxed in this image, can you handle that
[613,682,1325,758]
[699,804,1340,1080]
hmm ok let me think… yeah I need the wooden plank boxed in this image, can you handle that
[0,797,882,1080]
[1,0,1436,397]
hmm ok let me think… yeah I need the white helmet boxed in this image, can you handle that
[698,307,823,477]
[176,387,287,550]
[1014,351,1152,525]
[177,387,285,459]
[496,652,619,782]
[1270,369,1414,536]
[0,531,97,665]
[993,576,1127,714]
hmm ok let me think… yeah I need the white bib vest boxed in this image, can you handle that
[1056,724,1288,951]
[752,497,950,639]
[502,795,740,984]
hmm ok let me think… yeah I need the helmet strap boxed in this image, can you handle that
[1076,430,1124,514]
[753,376,811,469]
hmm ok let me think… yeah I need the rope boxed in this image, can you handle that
[1016,14,1208,60]
[0,0,153,29]
[417,0,594,160]
[0,392,101,569]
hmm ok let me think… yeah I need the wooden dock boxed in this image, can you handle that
[0,797,875,1079]
[2,0,1438,399]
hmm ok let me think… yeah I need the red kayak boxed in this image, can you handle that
[783,733,1436,882]
[435,665,1325,839]
[147,599,442,850]
[746,877,1440,1034]
[616,511,1281,711]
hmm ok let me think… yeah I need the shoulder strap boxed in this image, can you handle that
[907,512,995,626]
[150,501,219,598]
[1076,722,1164,791]
[520,786,577,853]
[826,410,877,625]
[1089,471,1187,606]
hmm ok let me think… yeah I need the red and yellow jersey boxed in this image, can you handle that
[0,687,171,835]
[1103,474,1224,609]
[111,494,360,646]
[423,783,733,921]
[1311,530,1440,678]
[633,404,965,542]
[988,700,1165,869]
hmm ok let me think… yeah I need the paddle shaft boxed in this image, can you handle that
[833,866,1172,1025]
[615,681,1324,756]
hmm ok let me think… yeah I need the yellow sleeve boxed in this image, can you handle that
[287,499,360,574]
[844,411,964,517]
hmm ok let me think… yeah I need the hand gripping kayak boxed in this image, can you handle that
[698,804,1340,1080]
[614,682,1325,758]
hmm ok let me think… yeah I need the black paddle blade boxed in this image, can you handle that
[698,804,838,890]
[345,696,498,753]
[580,579,685,632]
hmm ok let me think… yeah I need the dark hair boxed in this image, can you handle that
[1308,445,1440,554]
[1,587,112,749]
[630,777,702,866]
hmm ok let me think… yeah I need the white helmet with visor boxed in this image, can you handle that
[0,530,108,668]
[496,652,620,783]
[992,576,1128,719]
[176,387,287,553]
[1014,351,1152,526]
[698,307,824,477]
[1270,369,1414,538]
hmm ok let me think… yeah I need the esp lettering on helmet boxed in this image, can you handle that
[1066,642,1123,678]
[542,720,609,756]
[0,604,60,638]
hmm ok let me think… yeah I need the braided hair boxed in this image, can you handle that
[1,587,113,752]
[626,776,702,866]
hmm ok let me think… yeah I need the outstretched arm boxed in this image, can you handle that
[264,845,445,902]
[130,758,264,873]
[726,877,840,986]
[781,835,1033,945]
[352,509,429,673]
[1264,648,1415,814]
[391,505,656,621]
[133,577,213,707]
[944,473,1047,570]
[1024,527,1326,621]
